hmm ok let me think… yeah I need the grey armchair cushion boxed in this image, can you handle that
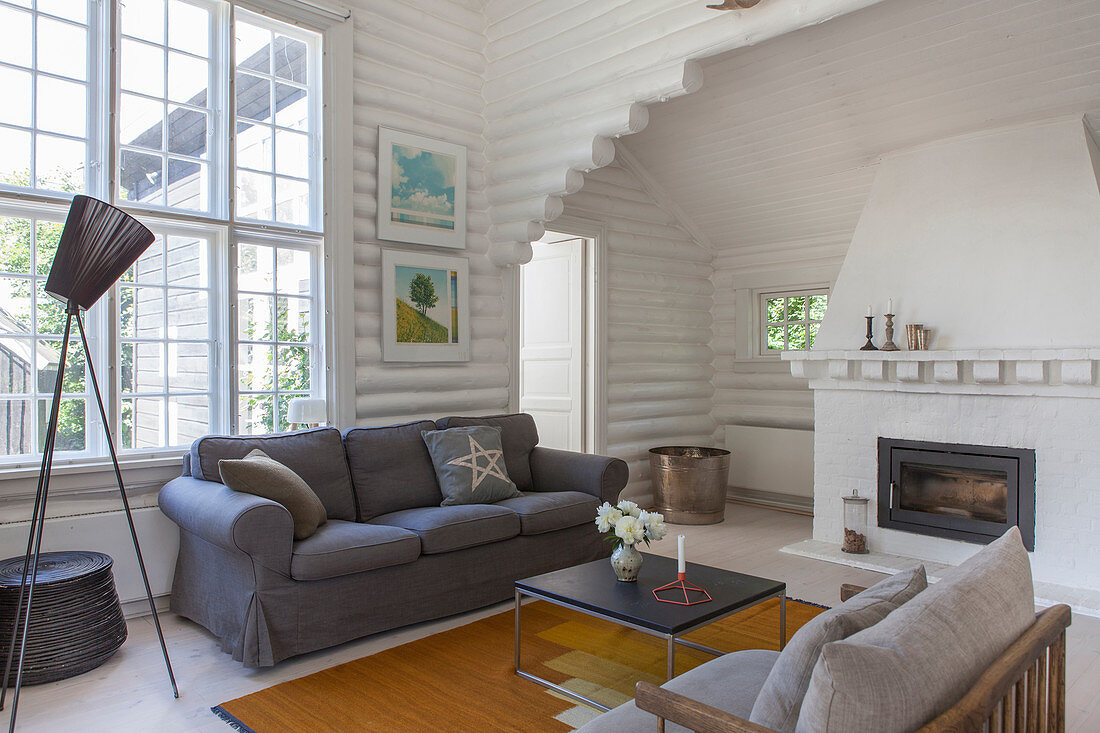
[290,520,421,581]
[436,413,538,491]
[494,491,599,535]
[189,427,356,521]
[576,649,780,733]
[422,426,521,505]
[796,527,1035,733]
[343,421,442,520]
[749,565,927,732]
[218,449,328,540]
[368,504,520,554]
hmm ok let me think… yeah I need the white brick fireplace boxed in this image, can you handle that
[783,116,1100,609]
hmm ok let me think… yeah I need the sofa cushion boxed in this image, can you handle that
[189,427,356,521]
[290,520,421,581]
[218,448,328,540]
[576,649,780,733]
[422,426,521,506]
[368,505,521,555]
[749,565,927,733]
[796,527,1035,733]
[436,414,538,491]
[494,491,599,535]
[343,421,442,520]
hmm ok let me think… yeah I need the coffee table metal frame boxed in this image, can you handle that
[514,583,786,712]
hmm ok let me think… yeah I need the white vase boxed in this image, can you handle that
[610,543,643,582]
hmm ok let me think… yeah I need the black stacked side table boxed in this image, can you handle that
[0,551,127,685]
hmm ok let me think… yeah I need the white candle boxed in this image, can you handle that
[866,305,872,317]
[887,298,893,314]
[677,535,686,574]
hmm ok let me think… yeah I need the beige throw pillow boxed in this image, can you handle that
[219,448,328,540]
[749,565,927,732]
[796,527,1035,733]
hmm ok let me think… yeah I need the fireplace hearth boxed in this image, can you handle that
[877,438,1035,551]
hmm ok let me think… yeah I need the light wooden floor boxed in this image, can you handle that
[11,504,1100,732]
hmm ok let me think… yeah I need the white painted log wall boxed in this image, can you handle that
[349,0,515,426]
[561,161,714,505]
[711,254,846,437]
[481,0,888,266]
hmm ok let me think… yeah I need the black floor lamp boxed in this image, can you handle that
[0,196,178,730]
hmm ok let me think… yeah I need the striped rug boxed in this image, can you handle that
[214,597,824,732]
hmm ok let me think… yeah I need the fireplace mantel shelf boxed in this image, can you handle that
[782,347,1100,396]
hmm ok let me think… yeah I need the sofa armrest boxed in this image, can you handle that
[840,583,867,602]
[158,476,293,575]
[528,447,628,505]
[635,682,777,733]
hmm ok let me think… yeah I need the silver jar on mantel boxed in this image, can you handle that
[842,489,870,554]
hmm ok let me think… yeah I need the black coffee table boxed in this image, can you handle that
[514,554,786,711]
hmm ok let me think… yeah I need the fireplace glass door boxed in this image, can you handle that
[877,438,1035,550]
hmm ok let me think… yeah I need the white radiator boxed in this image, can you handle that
[725,425,814,502]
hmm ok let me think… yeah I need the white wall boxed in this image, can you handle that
[347,1,517,426]
[560,159,714,504]
[816,117,1100,351]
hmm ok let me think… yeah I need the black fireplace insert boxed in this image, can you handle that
[877,438,1035,551]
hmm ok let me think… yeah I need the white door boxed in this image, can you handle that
[519,238,584,451]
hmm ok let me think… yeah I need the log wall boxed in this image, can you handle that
[481,0,886,266]
[560,160,714,504]
[349,0,510,426]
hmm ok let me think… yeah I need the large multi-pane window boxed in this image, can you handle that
[0,0,326,464]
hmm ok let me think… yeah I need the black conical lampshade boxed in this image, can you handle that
[44,196,155,311]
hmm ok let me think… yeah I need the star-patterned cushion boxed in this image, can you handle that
[421,425,521,506]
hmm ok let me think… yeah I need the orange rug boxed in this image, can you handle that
[214,597,824,732]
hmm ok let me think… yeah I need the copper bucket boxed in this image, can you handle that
[649,446,731,525]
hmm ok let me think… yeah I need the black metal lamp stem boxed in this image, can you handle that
[860,315,878,351]
[75,310,178,701]
[1,302,178,733]
[0,311,71,726]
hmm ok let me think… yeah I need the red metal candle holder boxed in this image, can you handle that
[653,572,712,605]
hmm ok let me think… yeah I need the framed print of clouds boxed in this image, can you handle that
[377,128,467,249]
[381,249,469,362]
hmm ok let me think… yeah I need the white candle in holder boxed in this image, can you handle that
[677,535,686,574]
[866,305,872,317]
[888,298,894,314]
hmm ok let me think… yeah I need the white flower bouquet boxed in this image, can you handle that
[595,500,668,549]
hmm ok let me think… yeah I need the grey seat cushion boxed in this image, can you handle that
[494,491,599,535]
[576,649,780,733]
[368,505,520,554]
[189,428,356,521]
[343,421,442,520]
[290,520,421,581]
[749,565,927,732]
[797,527,1035,733]
[436,414,538,491]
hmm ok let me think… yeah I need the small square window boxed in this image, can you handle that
[760,289,828,354]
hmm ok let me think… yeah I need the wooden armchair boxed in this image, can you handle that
[635,585,1072,733]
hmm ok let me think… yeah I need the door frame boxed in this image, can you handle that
[511,216,607,454]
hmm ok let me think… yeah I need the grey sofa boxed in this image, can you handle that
[158,413,628,668]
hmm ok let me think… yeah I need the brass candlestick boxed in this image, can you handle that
[860,315,878,351]
[881,313,899,351]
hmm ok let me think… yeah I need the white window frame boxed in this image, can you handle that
[757,286,829,357]
[0,0,353,477]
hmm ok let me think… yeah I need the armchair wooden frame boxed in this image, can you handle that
[635,585,1072,733]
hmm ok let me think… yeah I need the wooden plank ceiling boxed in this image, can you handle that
[621,0,1100,253]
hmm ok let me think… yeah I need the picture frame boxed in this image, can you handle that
[381,249,470,362]
[377,127,467,249]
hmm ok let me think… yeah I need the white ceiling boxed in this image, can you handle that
[621,0,1100,253]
